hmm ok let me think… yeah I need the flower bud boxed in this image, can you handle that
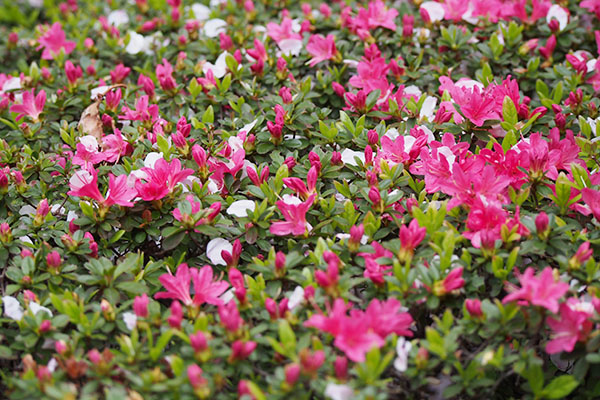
[465,299,483,318]
[0,222,12,243]
[284,363,301,386]
[535,212,550,240]
[275,251,286,276]
[133,293,149,318]
[46,251,62,273]
[334,356,348,380]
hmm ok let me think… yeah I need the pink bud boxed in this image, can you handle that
[368,186,381,205]
[275,251,286,273]
[55,340,68,355]
[190,331,208,353]
[367,129,379,145]
[133,293,149,318]
[46,251,62,269]
[330,151,342,165]
[535,212,549,235]
[167,301,183,329]
[187,364,207,388]
[88,349,102,364]
[40,319,52,333]
[465,299,483,318]
[334,356,348,380]
[285,363,301,385]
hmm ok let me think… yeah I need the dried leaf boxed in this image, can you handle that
[78,99,103,140]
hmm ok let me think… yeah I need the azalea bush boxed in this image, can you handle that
[2,0,600,398]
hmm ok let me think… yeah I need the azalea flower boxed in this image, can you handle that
[10,89,46,122]
[546,300,593,354]
[306,34,338,67]
[502,267,569,313]
[155,263,228,307]
[68,168,137,207]
[270,194,316,236]
[135,158,194,201]
[37,22,76,60]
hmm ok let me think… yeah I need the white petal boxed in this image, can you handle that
[191,3,210,21]
[67,211,78,222]
[19,205,36,217]
[108,10,129,27]
[324,383,354,400]
[2,77,21,93]
[420,1,445,22]
[404,85,422,97]
[287,286,305,309]
[69,169,94,191]
[227,200,256,218]
[340,149,365,166]
[30,302,53,317]
[125,31,149,55]
[281,194,302,205]
[384,128,399,140]
[122,312,137,331]
[90,86,110,100]
[394,338,412,372]
[144,152,163,168]
[2,296,23,321]
[80,135,99,152]
[547,5,568,31]
[419,96,437,121]
[278,39,303,57]
[47,358,58,372]
[206,238,232,266]
[203,19,227,38]
[455,78,484,91]
[220,288,235,304]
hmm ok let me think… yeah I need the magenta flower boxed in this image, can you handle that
[267,17,301,44]
[452,85,499,127]
[156,58,177,91]
[10,89,46,122]
[306,34,338,67]
[155,263,228,307]
[37,22,76,60]
[270,194,316,236]
[133,293,149,318]
[68,168,137,207]
[502,267,569,313]
[135,158,194,201]
[546,300,593,354]
[399,219,426,254]
[155,263,194,306]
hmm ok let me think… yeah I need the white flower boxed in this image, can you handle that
[79,135,99,152]
[394,337,412,372]
[90,86,110,100]
[340,149,365,166]
[47,358,58,372]
[19,205,36,217]
[384,128,399,140]
[144,152,164,168]
[404,85,422,97]
[336,233,369,244]
[277,39,303,57]
[419,96,437,121]
[420,1,445,22]
[281,194,303,205]
[125,31,150,55]
[324,383,354,400]
[2,296,24,321]
[455,78,484,91]
[206,238,232,266]
[69,169,95,191]
[67,210,78,222]
[203,19,227,38]
[203,51,229,79]
[122,312,138,331]
[28,0,43,7]
[108,10,129,27]
[546,5,569,31]
[227,200,256,218]
[191,3,211,21]
[1,77,21,93]
[29,302,53,317]
[288,286,305,309]
[220,288,235,304]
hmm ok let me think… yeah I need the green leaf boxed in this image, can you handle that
[541,375,579,399]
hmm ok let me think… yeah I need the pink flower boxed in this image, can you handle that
[399,219,426,257]
[355,0,398,32]
[155,263,194,306]
[105,174,138,207]
[349,56,390,94]
[267,17,301,43]
[546,300,593,354]
[219,301,244,332]
[10,89,46,122]
[102,129,132,163]
[502,267,569,313]
[365,298,414,338]
[133,293,149,318]
[582,0,600,19]
[579,188,600,220]
[187,365,207,388]
[37,22,76,60]
[135,158,194,201]
[64,61,82,85]
[73,136,106,167]
[68,168,137,207]
[270,194,316,236]
[155,263,228,307]
[452,85,498,127]
[306,34,338,67]
[230,340,257,361]
[156,58,177,91]
[119,95,159,123]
